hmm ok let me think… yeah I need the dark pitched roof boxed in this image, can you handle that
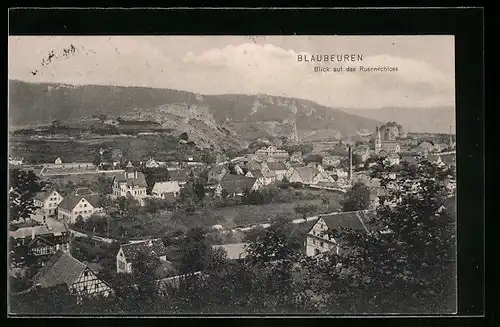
[169,169,189,183]
[440,153,456,165]
[267,162,287,171]
[58,194,101,211]
[34,189,59,201]
[120,239,168,262]
[401,155,418,165]
[220,174,257,194]
[319,210,376,233]
[33,251,87,288]
[74,187,94,196]
[114,171,148,188]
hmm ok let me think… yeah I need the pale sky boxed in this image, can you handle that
[8,35,455,109]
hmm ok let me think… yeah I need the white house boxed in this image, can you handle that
[151,181,181,199]
[116,239,168,274]
[33,190,64,218]
[384,153,401,166]
[33,251,113,300]
[245,169,276,186]
[305,210,376,257]
[57,194,104,224]
[111,163,148,202]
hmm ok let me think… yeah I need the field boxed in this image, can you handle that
[9,133,213,164]
[212,200,322,228]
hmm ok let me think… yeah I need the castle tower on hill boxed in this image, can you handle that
[375,126,382,154]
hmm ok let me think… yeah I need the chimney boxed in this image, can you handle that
[348,145,353,184]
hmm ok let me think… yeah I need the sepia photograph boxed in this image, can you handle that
[8,34,457,315]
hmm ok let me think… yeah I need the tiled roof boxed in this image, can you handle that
[381,142,400,149]
[34,189,58,202]
[248,170,263,178]
[262,170,277,178]
[220,175,257,194]
[169,170,189,183]
[212,243,249,260]
[294,167,318,184]
[10,222,69,239]
[120,239,167,262]
[114,171,148,188]
[440,153,456,165]
[74,187,94,196]
[267,162,287,171]
[33,251,87,288]
[319,210,377,233]
[401,155,418,165]
[152,181,180,194]
[58,194,101,211]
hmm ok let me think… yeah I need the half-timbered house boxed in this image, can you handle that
[32,250,113,301]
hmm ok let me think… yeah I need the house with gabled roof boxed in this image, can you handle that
[208,166,228,184]
[57,194,103,224]
[32,250,113,300]
[285,166,333,185]
[245,169,276,186]
[266,162,288,181]
[305,210,377,257]
[116,239,169,274]
[33,189,64,218]
[216,174,262,197]
[168,169,189,187]
[9,221,71,264]
[111,162,148,202]
[151,181,180,199]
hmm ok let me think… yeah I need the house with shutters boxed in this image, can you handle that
[116,239,170,275]
[151,181,181,199]
[57,194,103,224]
[33,189,64,218]
[32,250,113,300]
[111,162,148,202]
[9,221,71,265]
[305,210,377,257]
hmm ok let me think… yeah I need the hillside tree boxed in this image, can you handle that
[341,182,371,212]
[9,169,43,222]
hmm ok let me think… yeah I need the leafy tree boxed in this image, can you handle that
[9,169,43,222]
[93,153,101,167]
[294,204,318,220]
[317,159,456,313]
[179,227,209,274]
[245,216,302,264]
[341,182,371,212]
[74,216,85,229]
[93,175,113,195]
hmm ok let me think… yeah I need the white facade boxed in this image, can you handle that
[305,218,339,257]
[58,198,104,224]
[152,181,180,199]
[34,191,64,217]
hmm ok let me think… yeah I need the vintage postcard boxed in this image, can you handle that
[8,35,456,315]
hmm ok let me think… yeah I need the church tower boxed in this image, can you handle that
[375,126,382,154]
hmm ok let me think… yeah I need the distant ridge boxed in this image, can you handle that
[9,79,383,146]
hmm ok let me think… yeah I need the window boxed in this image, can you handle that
[84,271,89,277]
[84,204,87,207]
[320,242,324,247]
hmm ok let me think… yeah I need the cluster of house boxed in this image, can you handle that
[32,188,105,225]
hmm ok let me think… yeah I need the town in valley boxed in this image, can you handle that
[8,35,457,315]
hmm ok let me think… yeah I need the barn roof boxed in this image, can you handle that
[33,251,87,288]
[120,239,167,262]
